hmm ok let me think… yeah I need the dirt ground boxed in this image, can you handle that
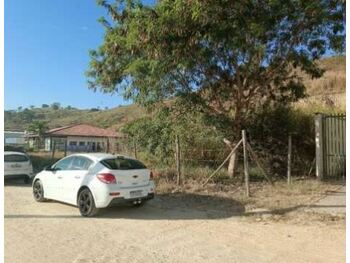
[5,181,345,263]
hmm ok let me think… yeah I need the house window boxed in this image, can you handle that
[69,141,77,146]
[79,141,85,146]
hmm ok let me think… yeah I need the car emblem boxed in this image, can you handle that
[132,175,138,179]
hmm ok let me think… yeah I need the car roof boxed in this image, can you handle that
[66,153,135,162]
[4,151,28,156]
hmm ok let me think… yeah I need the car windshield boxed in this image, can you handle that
[101,157,147,170]
[5,154,29,162]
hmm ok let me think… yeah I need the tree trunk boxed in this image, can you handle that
[223,138,239,178]
[227,150,238,178]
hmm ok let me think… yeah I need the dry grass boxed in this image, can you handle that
[155,176,342,217]
[303,56,345,95]
[294,56,346,113]
[294,93,345,113]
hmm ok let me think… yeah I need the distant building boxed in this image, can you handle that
[27,124,120,152]
[4,131,26,146]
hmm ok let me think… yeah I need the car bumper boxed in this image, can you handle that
[94,181,156,208]
[107,193,155,207]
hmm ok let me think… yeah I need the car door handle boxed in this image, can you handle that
[57,176,63,179]
[74,176,81,179]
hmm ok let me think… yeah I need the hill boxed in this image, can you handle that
[4,104,146,131]
[5,56,345,132]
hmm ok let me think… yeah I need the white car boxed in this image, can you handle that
[5,151,34,184]
[32,153,155,217]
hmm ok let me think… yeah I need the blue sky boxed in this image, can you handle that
[5,0,154,110]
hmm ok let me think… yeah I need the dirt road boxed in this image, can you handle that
[5,182,345,263]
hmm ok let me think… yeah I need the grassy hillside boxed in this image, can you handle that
[303,56,345,95]
[295,56,345,113]
[5,56,345,132]
[4,104,146,131]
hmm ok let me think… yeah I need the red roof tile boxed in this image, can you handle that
[46,124,119,138]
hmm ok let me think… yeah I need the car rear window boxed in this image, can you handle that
[5,154,29,162]
[101,157,147,170]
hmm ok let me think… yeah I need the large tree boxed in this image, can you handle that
[87,0,345,176]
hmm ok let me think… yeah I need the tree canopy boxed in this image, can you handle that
[87,0,345,138]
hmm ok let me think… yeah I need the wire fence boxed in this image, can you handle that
[116,131,316,184]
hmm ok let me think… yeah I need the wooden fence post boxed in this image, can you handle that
[175,135,181,186]
[287,134,292,185]
[242,130,250,197]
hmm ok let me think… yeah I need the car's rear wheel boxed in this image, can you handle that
[33,180,46,202]
[78,189,99,217]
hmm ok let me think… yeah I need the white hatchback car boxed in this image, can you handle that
[32,153,155,217]
[5,151,34,184]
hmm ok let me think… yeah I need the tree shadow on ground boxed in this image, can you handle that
[5,193,246,220]
[98,192,246,220]
[4,191,345,220]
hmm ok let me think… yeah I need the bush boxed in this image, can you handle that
[247,106,315,177]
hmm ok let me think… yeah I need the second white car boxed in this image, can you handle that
[32,153,155,217]
[5,151,34,184]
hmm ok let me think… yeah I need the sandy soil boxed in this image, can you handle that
[5,182,345,263]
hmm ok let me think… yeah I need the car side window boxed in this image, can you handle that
[53,157,74,171]
[70,157,93,170]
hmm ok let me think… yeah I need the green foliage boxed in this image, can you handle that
[121,105,227,166]
[27,120,49,136]
[42,104,49,108]
[51,102,61,110]
[122,108,175,165]
[87,0,345,141]
[247,106,316,176]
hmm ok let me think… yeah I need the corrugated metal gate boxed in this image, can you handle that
[315,113,346,180]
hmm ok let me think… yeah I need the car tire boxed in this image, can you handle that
[33,180,46,202]
[78,188,99,217]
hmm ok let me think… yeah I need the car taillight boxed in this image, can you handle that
[150,171,154,180]
[97,173,116,184]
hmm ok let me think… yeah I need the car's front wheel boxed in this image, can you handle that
[78,188,99,217]
[33,180,46,202]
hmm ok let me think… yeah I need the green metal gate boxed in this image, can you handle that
[315,113,346,180]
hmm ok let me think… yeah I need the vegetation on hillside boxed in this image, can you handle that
[4,104,146,131]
